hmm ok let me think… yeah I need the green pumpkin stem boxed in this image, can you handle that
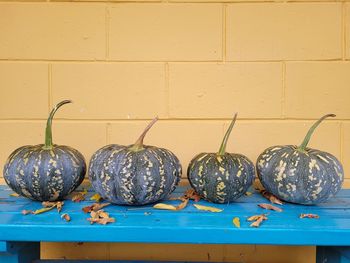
[218,113,238,156]
[43,100,72,150]
[130,116,158,152]
[298,113,336,151]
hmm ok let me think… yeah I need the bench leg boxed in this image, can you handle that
[0,241,40,263]
[317,246,350,263]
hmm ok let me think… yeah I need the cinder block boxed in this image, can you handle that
[346,4,350,60]
[109,4,222,61]
[168,62,282,118]
[0,3,105,60]
[52,63,167,119]
[285,62,350,119]
[0,63,48,119]
[343,122,350,179]
[226,3,342,61]
[54,121,107,164]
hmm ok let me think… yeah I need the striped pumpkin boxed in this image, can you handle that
[3,100,86,201]
[89,117,182,205]
[256,114,344,205]
[188,114,255,204]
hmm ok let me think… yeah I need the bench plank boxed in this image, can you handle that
[0,185,350,246]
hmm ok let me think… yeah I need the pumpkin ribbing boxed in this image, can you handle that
[188,113,255,204]
[3,100,86,201]
[256,114,344,205]
[89,117,182,205]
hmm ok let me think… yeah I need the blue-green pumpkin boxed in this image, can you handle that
[89,117,182,205]
[188,114,255,204]
[3,100,86,201]
[256,114,344,205]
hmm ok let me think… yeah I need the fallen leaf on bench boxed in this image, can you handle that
[258,203,282,212]
[71,188,88,202]
[88,209,115,225]
[33,205,56,215]
[90,193,103,202]
[248,214,268,228]
[22,209,33,215]
[42,201,64,213]
[184,188,201,202]
[153,203,177,210]
[193,204,223,212]
[61,213,71,222]
[300,213,319,219]
[82,202,111,213]
[245,191,253,196]
[154,198,189,211]
[88,217,115,225]
[232,217,241,228]
[10,193,19,197]
[260,190,283,205]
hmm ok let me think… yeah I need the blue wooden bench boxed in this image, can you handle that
[0,184,350,263]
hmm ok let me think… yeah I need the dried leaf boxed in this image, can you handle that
[232,217,241,228]
[247,214,268,228]
[247,215,260,221]
[42,201,64,213]
[87,208,115,225]
[42,201,57,207]
[61,213,71,222]
[98,210,110,219]
[250,216,265,227]
[153,203,177,211]
[71,188,88,202]
[184,189,201,202]
[247,214,268,221]
[245,192,253,196]
[88,217,115,225]
[300,213,320,219]
[10,193,19,197]
[176,198,189,210]
[90,193,103,202]
[22,209,33,215]
[193,204,222,213]
[56,202,63,213]
[258,203,282,212]
[260,190,283,205]
[82,203,111,213]
[33,206,56,215]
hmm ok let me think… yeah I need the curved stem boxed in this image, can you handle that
[43,100,72,149]
[129,116,158,152]
[218,113,238,156]
[298,113,336,151]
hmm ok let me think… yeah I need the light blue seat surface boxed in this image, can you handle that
[0,185,350,263]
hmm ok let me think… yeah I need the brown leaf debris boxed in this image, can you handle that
[82,203,111,213]
[87,209,115,225]
[300,213,320,219]
[260,190,283,205]
[248,214,268,228]
[258,203,283,212]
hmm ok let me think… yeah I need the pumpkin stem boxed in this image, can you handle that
[43,100,72,150]
[130,116,158,152]
[298,113,336,151]
[218,113,238,156]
